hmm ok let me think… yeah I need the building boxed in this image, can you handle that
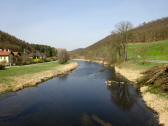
[29,51,46,59]
[12,52,22,65]
[0,49,13,66]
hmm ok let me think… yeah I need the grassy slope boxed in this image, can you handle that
[118,60,159,71]
[122,40,168,97]
[128,40,168,61]
[123,40,168,71]
[0,62,62,84]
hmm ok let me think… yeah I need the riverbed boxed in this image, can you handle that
[0,61,158,126]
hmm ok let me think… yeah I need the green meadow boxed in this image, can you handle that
[128,39,168,61]
[0,61,61,84]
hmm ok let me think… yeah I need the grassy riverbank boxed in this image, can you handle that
[0,61,78,94]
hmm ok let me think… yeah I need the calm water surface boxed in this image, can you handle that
[0,61,158,126]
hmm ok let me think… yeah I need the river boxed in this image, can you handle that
[0,61,158,126]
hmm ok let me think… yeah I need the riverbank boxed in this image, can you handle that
[74,59,168,125]
[0,61,78,94]
[115,63,168,126]
[73,59,109,66]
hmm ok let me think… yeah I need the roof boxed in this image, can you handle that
[29,51,42,57]
[0,51,10,56]
[13,52,21,56]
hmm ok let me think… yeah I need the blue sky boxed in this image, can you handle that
[0,0,167,50]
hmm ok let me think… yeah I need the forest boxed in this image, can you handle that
[0,30,57,57]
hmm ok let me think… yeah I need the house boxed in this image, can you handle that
[29,51,46,59]
[12,52,22,65]
[0,49,13,66]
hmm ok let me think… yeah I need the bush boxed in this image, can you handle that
[44,58,50,62]
[44,58,52,62]
[22,60,33,65]
[0,61,6,70]
[33,58,43,64]
[51,57,57,61]
[57,49,69,64]
[0,64,5,70]
[15,57,33,66]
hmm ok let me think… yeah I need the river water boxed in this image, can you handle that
[0,61,158,126]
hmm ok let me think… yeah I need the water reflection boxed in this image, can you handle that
[81,114,112,126]
[105,71,159,126]
[58,73,69,80]
[107,82,136,110]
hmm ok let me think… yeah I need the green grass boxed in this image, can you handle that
[0,61,61,84]
[118,60,160,71]
[128,40,168,61]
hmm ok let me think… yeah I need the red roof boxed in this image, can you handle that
[0,51,10,56]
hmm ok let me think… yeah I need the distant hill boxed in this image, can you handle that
[71,17,168,58]
[70,48,84,53]
[0,30,57,56]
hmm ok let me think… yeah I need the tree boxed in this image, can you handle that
[115,21,133,61]
[57,49,69,64]
[49,48,53,57]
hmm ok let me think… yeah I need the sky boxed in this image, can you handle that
[0,0,168,50]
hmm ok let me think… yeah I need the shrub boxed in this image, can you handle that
[33,58,43,64]
[0,61,6,70]
[44,58,53,62]
[51,57,57,61]
[15,57,33,66]
[22,60,33,65]
[0,64,5,70]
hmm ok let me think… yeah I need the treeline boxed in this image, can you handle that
[0,30,57,56]
[71,17,168,63]
[129,17,168,42]
[30,44,57,57]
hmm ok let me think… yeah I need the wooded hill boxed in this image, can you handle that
[71,17,168,59]
[0,31,57,57]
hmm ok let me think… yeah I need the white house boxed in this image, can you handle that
[0,49,13,66]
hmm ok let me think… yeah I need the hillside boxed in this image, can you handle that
[71,17,168,59]
[0,30,56,56]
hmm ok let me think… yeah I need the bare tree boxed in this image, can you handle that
[115,21,133,61]
[57,49,69,64]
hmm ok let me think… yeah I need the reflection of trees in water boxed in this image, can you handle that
[105,69,137,110]
[108,82,137,110]
[107,82,159,126]
[81,114,112,126]
[58,73,69,80]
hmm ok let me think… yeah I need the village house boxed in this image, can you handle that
[0,49,13,66]
[29,51,46,59]
[12,52,22,65]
